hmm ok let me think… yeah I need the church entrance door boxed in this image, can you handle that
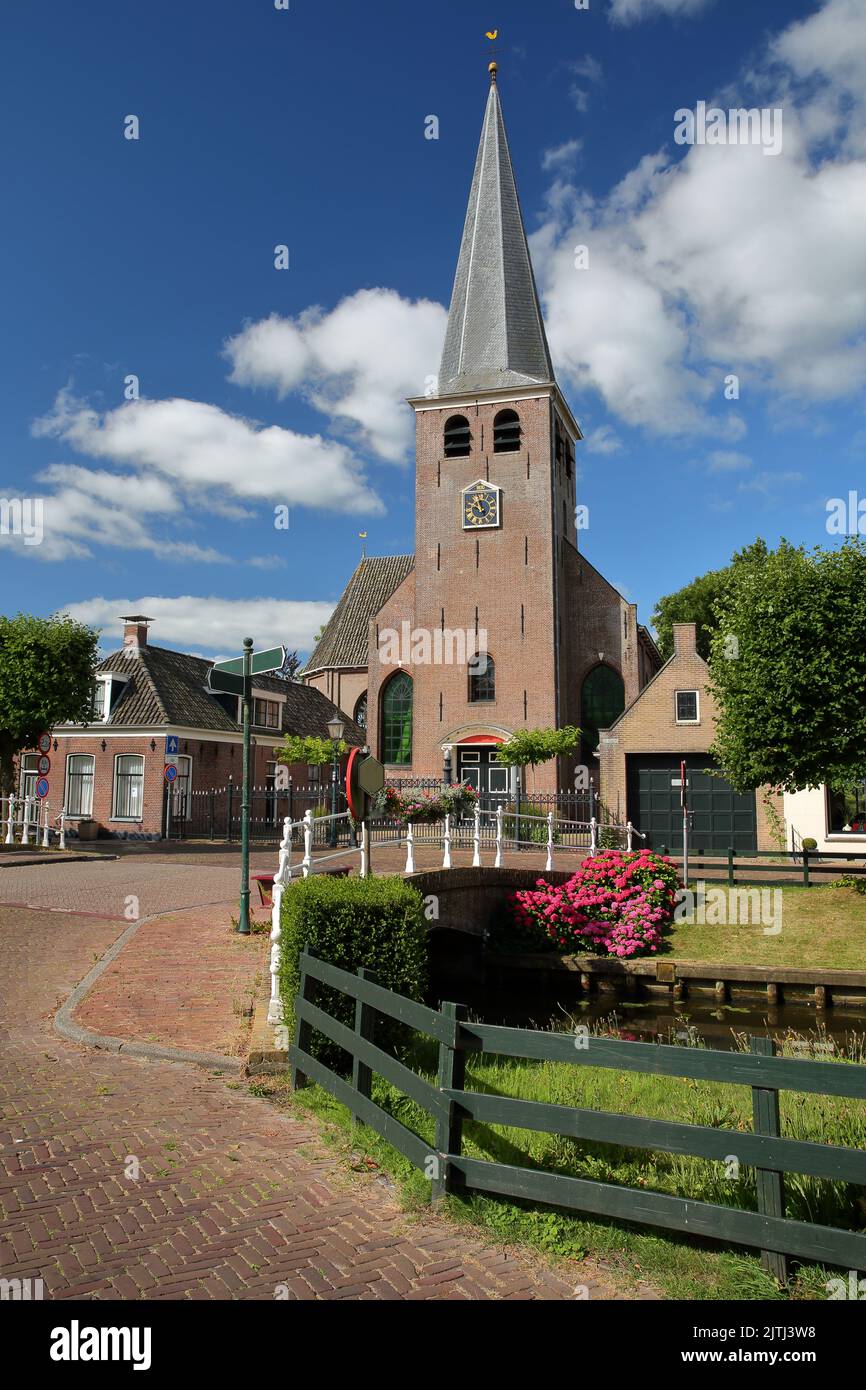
[456,746,510,805]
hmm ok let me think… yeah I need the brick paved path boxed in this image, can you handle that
[0,903,643,1300]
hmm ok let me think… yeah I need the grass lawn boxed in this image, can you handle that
[666,883,866,970]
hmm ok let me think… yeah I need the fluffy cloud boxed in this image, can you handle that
[224,288,447,463]
[533,0,866,436]
[542,140,582,173]
[62,595,335,661]
[608,0,714,24]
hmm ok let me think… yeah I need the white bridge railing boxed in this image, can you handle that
[1,795,67,850]
[265,805,646,1025]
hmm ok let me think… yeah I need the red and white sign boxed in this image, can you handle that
[37,732,51,754]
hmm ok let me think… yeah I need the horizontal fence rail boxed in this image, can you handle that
[290,949,866,1279]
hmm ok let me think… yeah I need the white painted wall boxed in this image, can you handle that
[783,784,866,853]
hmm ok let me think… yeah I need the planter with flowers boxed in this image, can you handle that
[508,849,681,959]
[374,783,478,825]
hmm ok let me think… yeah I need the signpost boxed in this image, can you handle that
[36,777,49,799]
[209,641,286,934]
[164,765,178,784]
[37,732,51,755]
[671,759,690,885]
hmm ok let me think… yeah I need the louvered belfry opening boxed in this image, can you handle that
[444,414,472,458]
[493,408,521,453]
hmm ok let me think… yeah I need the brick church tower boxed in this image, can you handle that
[305,65,660,795]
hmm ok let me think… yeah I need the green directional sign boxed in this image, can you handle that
[206,668,246,696]
[213,645,286,678]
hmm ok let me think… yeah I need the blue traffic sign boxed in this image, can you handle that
[164,764,178,783]
[36,777,50,799]
[165,735,179,756]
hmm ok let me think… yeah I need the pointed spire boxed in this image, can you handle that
[438,69,554,396]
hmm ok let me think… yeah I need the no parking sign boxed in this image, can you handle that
[164,764,178,783]
[36,777,49,799]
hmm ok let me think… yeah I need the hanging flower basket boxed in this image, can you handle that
[374,783,478,825]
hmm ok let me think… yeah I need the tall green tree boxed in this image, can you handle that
[708,539,866,792]
[651,538,768,659]
[0,613,99,793]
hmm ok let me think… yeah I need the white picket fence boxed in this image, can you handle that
[265,806,645,1026]
[1,795,67,849]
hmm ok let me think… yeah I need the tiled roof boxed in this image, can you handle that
[56,644,364,742]
[304,554,415,672]
[438,76,555,396]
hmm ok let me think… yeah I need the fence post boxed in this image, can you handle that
[301,808,313,876]
[4,795,14,845]
[291,948,317,1091]
[405,822,415,874]
[589,816,598,856]
[432,1000,467,1204]
[727,847,735,888]
[545,811,554,872]
[472,806,481,868]
[352,966,378,1129]
[209,788,215,841]
[494,804,503,867]
[750,1035,788,1286]
[268,815,293,1025]
[41,801,50,848]
[58,805,66,851]
[165,787,173,841]
[360,819,369,878]
[626,821,634,852]
[21,796,31,846]
[442,813,452,868]
[802,847,810,889]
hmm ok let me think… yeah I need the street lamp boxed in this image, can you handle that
[327,715,345,848]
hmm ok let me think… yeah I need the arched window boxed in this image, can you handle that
[468,653,495,703]
[354,691,367,731]
[443,414,471,458]
[580,665,625,758]
[381,672,413,765]
[493,408,521,453]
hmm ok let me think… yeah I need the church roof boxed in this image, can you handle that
[303,554,415,673]
[438,70,555,396]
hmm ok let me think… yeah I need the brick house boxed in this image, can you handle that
[596,622,782,853]
[32,617,363,840]
[304,67,661,796]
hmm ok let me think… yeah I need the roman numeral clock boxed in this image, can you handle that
[461,479,501,529]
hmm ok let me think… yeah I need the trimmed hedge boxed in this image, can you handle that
[279,874,428,1071]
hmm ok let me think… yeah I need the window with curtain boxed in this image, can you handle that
[66,754,95,816]
[113,754,144,819]
[381,671,413,765]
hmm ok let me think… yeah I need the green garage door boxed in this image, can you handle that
[626,755,757,854]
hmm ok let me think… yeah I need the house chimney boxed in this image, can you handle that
[120,614,153,656]
[672,622,698,656]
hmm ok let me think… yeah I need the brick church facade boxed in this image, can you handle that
[305,65,660,796]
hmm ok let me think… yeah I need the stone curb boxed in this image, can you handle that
[54,899,244,1074]
[0,853,116,868]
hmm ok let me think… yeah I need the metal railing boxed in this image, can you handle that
[1,795,67,850]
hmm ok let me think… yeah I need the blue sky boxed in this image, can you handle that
[2,0,864,659]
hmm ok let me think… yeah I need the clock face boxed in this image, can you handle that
[461,480,501,529]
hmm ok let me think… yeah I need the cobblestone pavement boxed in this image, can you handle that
[0,904,643,1300]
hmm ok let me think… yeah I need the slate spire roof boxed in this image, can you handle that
[438,69,555,396]
[304,554,415,673]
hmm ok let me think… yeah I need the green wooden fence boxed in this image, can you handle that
[661,846,866,888]
[291,948,866,1281]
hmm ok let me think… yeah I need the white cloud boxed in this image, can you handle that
[225,288,447,463]
[533,0,866,436]
[706,450,752,473]
[542,140,582,173]
[63,596,336,660]
[739,470,804,494]
[584,424,623,454]
[608,0,714,24]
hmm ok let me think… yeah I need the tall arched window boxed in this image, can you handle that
[381,671,413,765]
[444,414,471,458]
[493,408,521,453]
[580,665,625,759]
[468,653,495,703]
[354,691,367,731]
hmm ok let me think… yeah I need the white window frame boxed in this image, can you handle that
[65,753,95,817]
[675,689,700,725]
[112,753,145,821]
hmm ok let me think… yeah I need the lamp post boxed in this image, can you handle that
[442,743,453,786]
[327,715,345,848]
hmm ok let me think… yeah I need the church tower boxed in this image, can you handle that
[350,65,658,793]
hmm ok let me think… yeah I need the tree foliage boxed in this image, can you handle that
[495,726,581,769]
[708,538,866,792]
[651,538,769,659]
[0,613,99,792]
[277,734,348,767]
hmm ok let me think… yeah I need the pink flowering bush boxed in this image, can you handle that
[508,850,681,959]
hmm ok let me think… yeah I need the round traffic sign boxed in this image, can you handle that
[164,764,178,783]
[37,755,51,775]
[36,777,50,799]
[37,733,51,754]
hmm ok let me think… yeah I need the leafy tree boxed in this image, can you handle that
[277,734,348,767]
[279,649,301,680]
[0,613,99,793]
[708,538,866,792]
[651,538,768,659]
[495,726,581,769]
